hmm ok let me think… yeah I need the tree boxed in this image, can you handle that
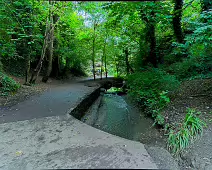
[141,8,157,67]
[42,0,55,83]
[92,21,97,80]
[29,13,50,84]
[0,0,37,84]
[102,33,108,79]
[29,1,62,83]
[0,1,211,90]
[173,0,184,44]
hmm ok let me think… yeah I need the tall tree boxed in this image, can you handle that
[92,20,97,80]
[173,0,184,44]
[29,14,50,84]
[42,0,54,83]
[124,48,130,75]
[140,4,157,67]
[30,1,60,84]
[102,34,107,79]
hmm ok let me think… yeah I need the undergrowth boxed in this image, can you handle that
[0,72,20,96]
[127,68,180,126]
[167,108,206,156]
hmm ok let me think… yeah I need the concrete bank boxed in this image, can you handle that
[0,81,158,169]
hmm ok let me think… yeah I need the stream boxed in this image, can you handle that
[80,87,182,169]
[81,88,166,147]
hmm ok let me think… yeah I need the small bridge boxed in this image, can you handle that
[77,77,124,89]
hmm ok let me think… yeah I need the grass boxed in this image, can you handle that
[167,108,206,156]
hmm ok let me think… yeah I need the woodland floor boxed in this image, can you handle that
[162,78,212,170]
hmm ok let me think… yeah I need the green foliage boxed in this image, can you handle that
[0,0,46,77]
[107,87,122,93]
[0,0,210,88]
[0,61,3,72]
[0,72,20,96]
[168,54,211,80]
[166,9,212,80]
[127,68,180,126]
[167,108,207,156]
[154,113,165,126]
[69,65,87,77]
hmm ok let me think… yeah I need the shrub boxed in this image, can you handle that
[167,108,206,156]
[0,72,20,96]
[167,54,212,80]
[161,10,212,80]
[165,10,212,80]
[0,61,3,72]
[127,68,180,126]
[69,67,87,77]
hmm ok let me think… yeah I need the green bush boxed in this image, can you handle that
[167,108,206,156]
[0,61,3,71]
[127,68,180,126]
[167,54,212,80]
[0,72,20,96]
[164,10,212,80]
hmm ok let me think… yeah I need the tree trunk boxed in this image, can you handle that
[140,9,157,67]
[29,10,50,84]
[148,21,157,68]
[57,55,61,77]
[173,0,184,44]
[24,55,31,84]
[103,35,107,79]
[116,63,119,77]
[24,5,32,85]
[102,36,107,79]
[23,38,31,84]
[105,58,108,79]
[50,55,60,78]
[42,4,54,83]
[139,34,144,65]
[124,48,130,75]
[42,0,54,83]
[100,55,103,80]
[92,21,96,81]
[64,57,71,77]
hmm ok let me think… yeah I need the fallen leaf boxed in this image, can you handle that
[16,151,23,156]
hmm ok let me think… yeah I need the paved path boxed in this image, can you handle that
[0,80,158,169]
[0,83,97,124]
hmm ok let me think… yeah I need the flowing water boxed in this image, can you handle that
[81,90,180,169]
[81,91,166,147]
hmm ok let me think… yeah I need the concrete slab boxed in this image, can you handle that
[0,114,157,169]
